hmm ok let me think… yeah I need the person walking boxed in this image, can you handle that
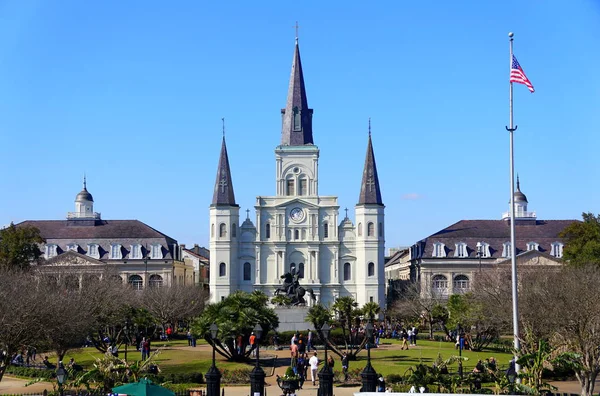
[290,340,299,373]
[307,330,313,352]
[249,332,257,357]
[401,329,409,350]
[308,352,319,386]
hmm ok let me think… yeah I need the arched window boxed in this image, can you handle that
[294,229,299,240]
[343,262,351,281]
[149,274,163,288]
[358,223,362,237]
[299,179,307,195]
[368,262,375,277]
[299,263,305,278]
[219,262,226,277]
[219,223,227,238]
[432,275,448,296]
[231,223,237,238]
[128,275,143,290]
[265,223,271,239]
[323,222,329,238]
[243,262,251,281]
[211,223,215,238]
[367,222,374,237]
[453,275,469,293]
[378,222,383,237]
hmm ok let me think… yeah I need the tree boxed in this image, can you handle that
[0,223,44,271]
[560,212,600,266]
[0,270,46,382]
[191,290,278,362]
[305,303,331,331]
[390,282,447,339]
[445,293,499,351]
[140,284,205,332]
[361,302,381,321]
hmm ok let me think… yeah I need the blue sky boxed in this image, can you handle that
[1,0,599,249]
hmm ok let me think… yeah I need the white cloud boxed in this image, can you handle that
[401,193,423,201]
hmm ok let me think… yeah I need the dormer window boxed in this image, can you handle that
[130,244,142,259]
[477,242,490,258]
[151,244,162,259]
[66,243,78,252]
[432,242,446,258]
[527,242,539,251]
[454,242,468,258]
[551,242,564,258]
[46,244,58,259]
[110,244,122,260]
[502,242,512,258]
[87,243,100,259]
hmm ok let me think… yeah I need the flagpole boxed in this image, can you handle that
[506,31,521,380]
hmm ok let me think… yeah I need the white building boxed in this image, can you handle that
[208,39,386,307]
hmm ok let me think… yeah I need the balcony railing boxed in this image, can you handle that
[67,212,101,219]
[502,211,536,219]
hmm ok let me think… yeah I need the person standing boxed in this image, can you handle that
[249,332,257,357]
[341,352,349,382]
[290,341,299,373]
[307,330,313,352]
[308,352,319,386]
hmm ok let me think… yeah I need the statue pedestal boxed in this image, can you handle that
[274,306,313,332]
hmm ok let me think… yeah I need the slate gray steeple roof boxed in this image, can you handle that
[513,175,528,203]
[76,176,94,202]
[211,137,238,206]
[280,39,314,146]
[358,127,383,206]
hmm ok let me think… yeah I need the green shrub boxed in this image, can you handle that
[386,373,404,384]
[146,372,203,384]
[219,368,252,384]
[5,366,55,380]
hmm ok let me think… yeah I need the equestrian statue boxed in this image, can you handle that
[274,268,316,306]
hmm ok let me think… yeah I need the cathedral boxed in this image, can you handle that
[208,39,385,307]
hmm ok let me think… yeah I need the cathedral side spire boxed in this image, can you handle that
[358,121,383,205]
[211,135,238,206]
[280,38,314,146]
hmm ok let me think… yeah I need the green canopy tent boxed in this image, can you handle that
[112,378,175,396]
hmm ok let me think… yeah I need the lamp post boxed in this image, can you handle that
[476,242,483,272]
[361,322,378,392]
[318,323,334,396]
[56,362,67,396]
[205,323,221,396]
[249,324,265,396]
[457,324,464,378]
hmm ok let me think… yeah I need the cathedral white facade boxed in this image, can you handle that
[209,39,385,307]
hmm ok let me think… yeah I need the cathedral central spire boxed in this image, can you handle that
[358,120,383,206]
[211,135,237,207]
[280,39,314,146]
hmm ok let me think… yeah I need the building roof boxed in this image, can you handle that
[357,129,383,206]
[280,39,314,146]
[385,248,409,268]
[417,219,578,258]
[513,176,528,203]
[211,137,237,207]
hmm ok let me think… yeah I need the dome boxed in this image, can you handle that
[514,189,528,203]
[76,187,94,202]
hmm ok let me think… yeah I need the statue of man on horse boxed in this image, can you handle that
[274,268,316,306]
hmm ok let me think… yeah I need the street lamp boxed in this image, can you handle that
[361,322,378,392]
[318,323,334,396]
[56,362,67,396]
[123,318,132,362]
[457,324,464,378]
[476,242,483,272]
[249,324,265,396]
[205,323,221,396]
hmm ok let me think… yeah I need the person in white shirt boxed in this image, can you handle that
[407,328,414,346]
[308,352,319,385]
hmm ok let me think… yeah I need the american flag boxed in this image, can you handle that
[510,55,534,93]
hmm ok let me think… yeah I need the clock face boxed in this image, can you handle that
[290,207,305,222]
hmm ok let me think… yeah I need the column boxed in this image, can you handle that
[315,250,320,283]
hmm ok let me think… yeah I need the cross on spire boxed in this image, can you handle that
[246,209,250,219]
[221,117,225,138]
[219,177,227,193]
[368,117,371,137]
[344,207,349,219]
[293,21,300,39]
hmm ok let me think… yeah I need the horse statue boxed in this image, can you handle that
[274,269,316,306]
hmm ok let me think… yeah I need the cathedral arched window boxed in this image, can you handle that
[286,179,295,196]
[231,223,237,238]
[243,262,251,281]
[219,262,226,277]
[293,106,301,131]
[367,222,374,237]
[358,223,362,237]
[299,263,305,278]
[299,178,307,195]
[378,222,383,237]
[219,223,227,238]
[323,222,329,238]
[343,262,351,281]
[294,229,299,240]
[265,223,271,239]
[211,223,215,238]
[368,262,375,277]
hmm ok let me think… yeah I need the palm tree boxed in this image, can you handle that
[362,302,381,322]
